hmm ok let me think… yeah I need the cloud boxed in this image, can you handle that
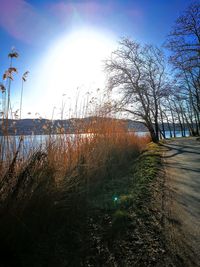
[0,0,54,44]
[49,1,144,35]
[0,0,144,44]
[49,1,113,26]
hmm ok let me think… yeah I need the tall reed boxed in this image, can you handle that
[0,48,150,266]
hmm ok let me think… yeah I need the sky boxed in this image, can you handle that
[0,0,194,119]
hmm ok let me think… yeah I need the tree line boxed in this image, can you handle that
[105,1,200,142]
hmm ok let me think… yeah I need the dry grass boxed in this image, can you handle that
[0,117,150,266]
[45,119,149,183]
[0,118,149,191]
[0,49,151,266]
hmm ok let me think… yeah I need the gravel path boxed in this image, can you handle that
[162,137,200,267]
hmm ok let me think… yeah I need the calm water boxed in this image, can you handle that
[137,130,190,138]
[0,130,190,159]
[0,133,89,159]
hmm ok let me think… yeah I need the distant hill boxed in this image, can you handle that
[0,117,148,136]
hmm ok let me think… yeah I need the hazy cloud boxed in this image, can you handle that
[0,0,54,44]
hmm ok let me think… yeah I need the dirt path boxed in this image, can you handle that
[162,137,200,267]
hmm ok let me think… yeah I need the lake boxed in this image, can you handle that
[0,130,190,160]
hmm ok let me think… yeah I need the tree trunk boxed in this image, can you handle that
[145,120,159,143]
[163,110,173,138]
[168,99,176,137]
[159,106,166,139]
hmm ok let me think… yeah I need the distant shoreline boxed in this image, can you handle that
[0,117,188,136]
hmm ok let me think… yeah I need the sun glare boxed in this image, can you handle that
[29,29,116,118]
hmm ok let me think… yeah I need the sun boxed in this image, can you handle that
[28,28,116,118]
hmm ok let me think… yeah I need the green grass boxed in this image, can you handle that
[88,142,160,210]
[81,142,163,266]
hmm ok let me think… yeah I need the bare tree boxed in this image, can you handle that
[166,1,200,71]
[143,45,168,140]
[166,1,200,136]
[105,39,169,142]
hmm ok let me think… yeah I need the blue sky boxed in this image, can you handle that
[0,0,194,118]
